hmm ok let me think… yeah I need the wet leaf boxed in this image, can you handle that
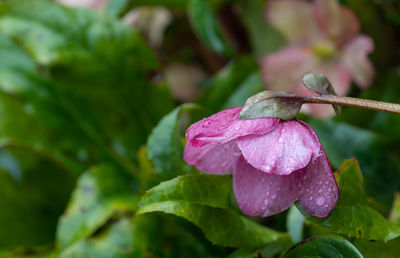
[56,165,138,250]
[137,174,291,249]
[299,159,400,242]
[147,104,200,180]
[283,235,363,258]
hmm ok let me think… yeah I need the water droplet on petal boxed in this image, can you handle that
[316,196,325,206]
[202,120,212,128]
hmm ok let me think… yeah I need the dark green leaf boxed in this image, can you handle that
[56,165,138,250]
[187,0,232,56]
[353,238,400,258]
[147,103,200,180]
[198,57,257,114]
[300,159,400,242]
[238,91,302,120]
[240,0,286,58]
[137,174,291,249]
[282,235,363,258]
[0,149,74,249]
[222,71,264,109]
[310,119,400,211]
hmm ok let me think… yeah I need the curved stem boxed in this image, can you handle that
[301,95,400,114]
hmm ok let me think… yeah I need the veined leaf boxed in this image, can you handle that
[299,159,400,242]
[282,235,363,258]
[56,165,138,250]
[137,174,291,249]
[147,103,200,180]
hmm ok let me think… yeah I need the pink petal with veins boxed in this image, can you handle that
[297,153,339,217]
[183,141,240,174]
[236,120,321,175]
[233,156,304,217]
[342,36,375,88]
[186,106,278,147]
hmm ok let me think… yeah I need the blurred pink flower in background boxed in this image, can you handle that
[184,106,338,217]
[56,0,108,10]
[262,0,375,118]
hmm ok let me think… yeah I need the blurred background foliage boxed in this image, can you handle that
[0,0,398,257]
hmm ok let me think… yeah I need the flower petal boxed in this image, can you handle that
[237,120,321,175]
[297,152,339,217]
[262,46,317,93]
[312,0,359,45]
[266,0,319,44]
[233,156,303,217]
[183,141,240,174]
[342,36,375,88]
[186,106,278,147]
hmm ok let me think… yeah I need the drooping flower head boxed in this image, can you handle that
[184,106,338,217]
[262,0,374,118]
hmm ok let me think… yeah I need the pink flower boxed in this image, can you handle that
[184,106,338,217]
[262,0,374,118]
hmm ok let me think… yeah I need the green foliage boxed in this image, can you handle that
[187,0,232,56]
[300,159,400,242]
[137,174,291,249]
[310,119,400,211]
[147,104,199,180]
[0,0,398,257]
[282,235,363,258]
[56,165,138,250]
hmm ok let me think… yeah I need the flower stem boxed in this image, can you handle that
[301,95,400,114]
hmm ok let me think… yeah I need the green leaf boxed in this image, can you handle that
[240,0,286,58]
[300,159,400,242]
[0,149,74,249]
[282,235,363,258]
[198,57,257,115]
[353,237,400,258]
[286,206,305,244]
[137,174,291,249]
[309,119,400,211]
[187,0,232,56]
[56,165,138,250]
[147,104,200,180]
[106,0,129,16]
[302,72,340,114]
[222,71,264,109]
[59,218,141,258]
[389,192,400,225]
[238,91,302,120]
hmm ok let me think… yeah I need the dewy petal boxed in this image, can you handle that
[183,141,240,174]
[266,0,319,44]
[297,153,339,217]
[342,35,375,88]
[262,46,317,93]
[312,0,359,45]
[297,122,338,217]
[186,106,278,147]
[233,156,304,217]
[237,120,321,175]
